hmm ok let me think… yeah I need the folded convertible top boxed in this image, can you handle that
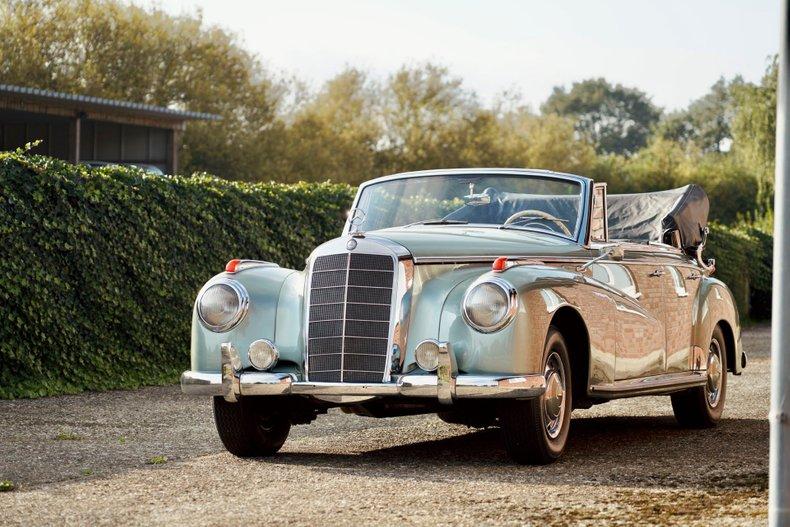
[607,184,709,253]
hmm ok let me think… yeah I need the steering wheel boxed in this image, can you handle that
[503,209,572,236]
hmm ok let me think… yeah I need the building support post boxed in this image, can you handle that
[167,127,181,175]
[68,113,82,164]
[770,0,790,524]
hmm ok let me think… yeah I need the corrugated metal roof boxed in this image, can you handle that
[0,84,221,121]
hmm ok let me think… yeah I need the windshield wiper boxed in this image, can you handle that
[404,219,469,228]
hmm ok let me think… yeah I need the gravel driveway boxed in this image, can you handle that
[0,325,771,526]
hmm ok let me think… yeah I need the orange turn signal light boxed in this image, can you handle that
[492,256,508,272]
[225,259,241,273]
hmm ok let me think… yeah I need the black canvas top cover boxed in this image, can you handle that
[607,184,709,252]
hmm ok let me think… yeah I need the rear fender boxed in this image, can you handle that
[693,276,743,373]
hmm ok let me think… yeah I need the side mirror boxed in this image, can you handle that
[577,244,624,272]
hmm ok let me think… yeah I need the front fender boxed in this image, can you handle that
[190,267,303,374]
[431,263,631,386]
[428,264,607,378]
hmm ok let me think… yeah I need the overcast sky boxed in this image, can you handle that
[144,0,778,111]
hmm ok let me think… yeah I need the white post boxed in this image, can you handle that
[770,0,790,523]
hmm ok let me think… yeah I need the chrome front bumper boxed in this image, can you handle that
[181,371,546,403]
[183,342,545,404]
[181,370,547,404]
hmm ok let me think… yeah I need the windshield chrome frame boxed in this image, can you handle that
[343,168,593,245]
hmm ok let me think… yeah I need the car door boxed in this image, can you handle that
[615,247,670,380]
[663,262,702,373]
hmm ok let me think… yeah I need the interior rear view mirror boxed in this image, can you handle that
[464,193,491,206]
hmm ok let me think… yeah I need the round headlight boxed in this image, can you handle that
[415,340,440,372]
[197,279,249,332]
[463,278,517,333]
[248,339,279,371]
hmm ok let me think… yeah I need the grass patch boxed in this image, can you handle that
[54,431,82,441]
[80,468,93,476]
[147,455,167,465]
[0,480,14,492]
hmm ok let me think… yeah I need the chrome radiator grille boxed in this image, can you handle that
[307,252,395,382]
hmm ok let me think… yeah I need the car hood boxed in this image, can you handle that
[364,226,592,260]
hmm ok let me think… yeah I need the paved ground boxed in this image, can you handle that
[0,325,771,526]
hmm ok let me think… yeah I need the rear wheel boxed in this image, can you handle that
[671,326,727,428]
[498,327,572,464]
[213,397,291,457]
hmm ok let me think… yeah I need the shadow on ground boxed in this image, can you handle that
[266,415,768,491]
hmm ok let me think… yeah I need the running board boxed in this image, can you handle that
[589,372,707,399]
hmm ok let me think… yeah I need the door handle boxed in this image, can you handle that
[649,268,665,277]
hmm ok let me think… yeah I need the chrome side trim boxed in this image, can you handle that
[180,370,547,401]
[589,371,706,399]
[411,255,702,270]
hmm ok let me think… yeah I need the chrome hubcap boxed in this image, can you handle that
[543,351,566,439]
[706,340,723,407]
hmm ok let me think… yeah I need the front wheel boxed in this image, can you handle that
[213,397,291,457]
[498,327,572,464]
[671,325,728,428]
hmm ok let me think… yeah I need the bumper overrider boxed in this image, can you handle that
[181,342,547,404]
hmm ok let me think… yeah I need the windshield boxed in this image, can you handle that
[352,174,584,239]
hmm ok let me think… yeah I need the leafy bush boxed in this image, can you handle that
[0,152,772,398]
[706,223,772,320]
[0,152,354,398]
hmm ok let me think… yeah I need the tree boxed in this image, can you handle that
[731,57,778,210]
[279,68,380,184]
[497,108,597,175]
[0,0,286,180]
[541,78,662,156]
[378,64,481,173]
[657,77,744,153]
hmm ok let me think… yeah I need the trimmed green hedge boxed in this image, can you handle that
[0,152,354,398]
[0,151,773,398]
[706,223,773,321]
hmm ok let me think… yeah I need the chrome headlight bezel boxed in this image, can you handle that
[462,276,518,333]
[196,278,250,333]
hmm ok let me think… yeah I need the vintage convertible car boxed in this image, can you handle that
[181,169,745,464]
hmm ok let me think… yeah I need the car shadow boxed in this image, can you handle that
[269,415,768,490]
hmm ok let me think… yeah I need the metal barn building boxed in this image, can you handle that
[0,85,220,174]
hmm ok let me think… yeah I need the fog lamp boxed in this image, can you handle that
[415,340,440,372]
[248,339,279,371]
